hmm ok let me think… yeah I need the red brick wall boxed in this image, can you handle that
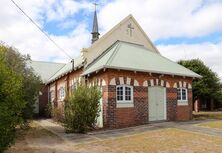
[49,68,83,109]
[89,69,193,128]
[48,68,194,128]
[39,85,49,117]
[166,88,177,121]
[176,89,193,120]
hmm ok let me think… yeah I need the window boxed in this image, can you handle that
[117,86,123,101]
[49,90,54,102]
[177,88,187,101]
[116,85,133,103]
[59,87,65,100]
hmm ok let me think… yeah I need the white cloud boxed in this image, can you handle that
[0,0,91,63]
[157,41,222,80]
[98,0,222,40]
[0,0,222,81]
[44,0,92,21]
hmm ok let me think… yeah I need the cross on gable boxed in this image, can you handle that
[127,23,134,37]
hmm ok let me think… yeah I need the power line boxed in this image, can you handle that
[10,0,73,60]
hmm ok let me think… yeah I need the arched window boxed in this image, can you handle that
[49,90,54,102]
[59,87,65,100]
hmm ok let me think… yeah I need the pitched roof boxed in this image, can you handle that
[92,10,99,34]
[83,41,201,78]
[88,14,159,54]
[27,61,65,83]
[47,56,84,83]
[82,14,160,67]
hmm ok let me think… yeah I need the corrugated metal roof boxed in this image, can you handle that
[27,61,65,83]
[47,56,84,83]
[83,41,201,78]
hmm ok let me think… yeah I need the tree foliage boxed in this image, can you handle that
[0,45,41,120]
[64,85,101,133]
[0,47,25,152]
[0,44,41,152]
[178,59,222,103]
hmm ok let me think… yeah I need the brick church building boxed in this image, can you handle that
[30,10,201,128]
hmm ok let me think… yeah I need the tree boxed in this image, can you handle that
[0,44,41,152]
[0,45,41,121]
[64,85,101,133]
[0,48,25,152]
[178,59,222,106]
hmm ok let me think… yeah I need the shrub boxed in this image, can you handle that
[52,107,64,122]
[45,102,52,118]
[0,55,25,152]
[0,44,40,152]
[64,85,101,133]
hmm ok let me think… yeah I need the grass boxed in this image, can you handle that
[198,120,222,129]
[76,128,222,153]
[6,120,222,153]
[193,111,222,120]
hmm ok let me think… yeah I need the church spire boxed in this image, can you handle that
[91,3,100,44]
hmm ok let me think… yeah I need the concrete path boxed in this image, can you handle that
[36,119,222,145]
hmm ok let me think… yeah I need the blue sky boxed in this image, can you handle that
[0,0,222,79]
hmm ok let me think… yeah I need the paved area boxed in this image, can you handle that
[36,119,222,145]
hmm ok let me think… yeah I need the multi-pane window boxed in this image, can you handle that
[116,85,133,102]
[117,86,123,101]
[125,87,131,101]
[177,88,187,101]
[59,87,65,100]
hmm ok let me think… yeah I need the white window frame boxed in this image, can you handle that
[116,85,134,107]
[59,87,65,100]
[177,88,188,105]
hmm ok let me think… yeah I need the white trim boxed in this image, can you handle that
[164,88,167,120]
[110,78,116,85]
[116,85,134,107]
[126,77,131,85]
[143,80,148,87]
[166,82,170,88]
[156,79,159,85]
[177,88,188,105]
[179,81,182,88]
[117,102,134,108]
[102,79,106,86]
[96,87,103,128]
[150,79,154,86]
[119,77,124,85]
[173,83,177,88]
[177,101,188,106]
[183,82,187,88]
[188,83,192,89]
[161,80,164,86]
[134,79,139,86]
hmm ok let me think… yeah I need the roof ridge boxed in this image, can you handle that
[85,40,120,69]
[105,42,122,66]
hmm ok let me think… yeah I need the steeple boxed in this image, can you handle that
[91,3,100,44]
